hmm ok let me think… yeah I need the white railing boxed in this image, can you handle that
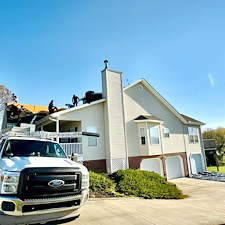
[60,143,83,156]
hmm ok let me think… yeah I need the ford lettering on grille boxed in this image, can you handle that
[48,179,65,187]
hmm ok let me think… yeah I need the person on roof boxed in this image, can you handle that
[72,95,79,106]
[48,100,58,114]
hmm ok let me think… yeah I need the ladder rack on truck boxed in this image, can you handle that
[0,126,91,224]
[1,127,100,139]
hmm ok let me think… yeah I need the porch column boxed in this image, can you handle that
[56,119,60,142]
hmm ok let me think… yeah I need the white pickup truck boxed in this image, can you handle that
[0,133,89,225]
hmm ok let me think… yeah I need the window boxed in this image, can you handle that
[163,128,170,138]
[140,127,146,145]
[87,126,97,147]
[188,127,199,143]
[149,127,160,145]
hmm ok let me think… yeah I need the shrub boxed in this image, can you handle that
[89,171,115,192]
[110,169,184,199]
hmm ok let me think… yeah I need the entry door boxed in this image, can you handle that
[190,154,203,174]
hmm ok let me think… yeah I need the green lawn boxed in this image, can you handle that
[207,166,225,173]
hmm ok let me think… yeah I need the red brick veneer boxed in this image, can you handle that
[83,159,106,173]
[83,152,189,177]
[128,152,189,177]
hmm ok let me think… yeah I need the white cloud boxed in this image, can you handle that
[208,73,215,87]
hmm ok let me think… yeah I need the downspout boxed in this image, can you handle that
[159,123,166,178]
[49,116,60,142]
[145,122,150,155]
[159,123,164,155]
[199,126,207,171]
[182,123,190,176]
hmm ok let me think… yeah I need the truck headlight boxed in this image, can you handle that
[1,172,20,194]
[82,172,89,189]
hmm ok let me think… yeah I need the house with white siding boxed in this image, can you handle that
[34,65,206,180]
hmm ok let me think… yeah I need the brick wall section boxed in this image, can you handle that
[83,152,189,177]
[128,152,189,178]
[83,159,106,173]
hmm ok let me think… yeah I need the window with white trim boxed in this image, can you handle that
[87,126,98,146]
[140,127,146,145]
[163,128,170,138]
[149,127,160,145]
[188,127,199,143]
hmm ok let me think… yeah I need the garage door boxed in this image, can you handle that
[190,154,203,174]
[140,158,163,176]
[166,156,184,180]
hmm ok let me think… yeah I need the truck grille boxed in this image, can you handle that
[22,199,81,213]
[17,167,81,199]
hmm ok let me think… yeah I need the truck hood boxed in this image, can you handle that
[1,157,83,172]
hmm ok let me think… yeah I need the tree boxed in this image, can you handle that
[0,85,16,129]
[203,127,225,166]
[203,128,225,150]
[0,84,14,104]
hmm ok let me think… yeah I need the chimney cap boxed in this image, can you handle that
[104,60,108,69]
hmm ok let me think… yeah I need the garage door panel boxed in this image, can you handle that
[166,156,184,180]
[140,158,163,176]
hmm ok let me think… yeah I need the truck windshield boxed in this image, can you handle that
[2,139,67,158]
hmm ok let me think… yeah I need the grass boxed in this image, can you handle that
[207,166,225,173]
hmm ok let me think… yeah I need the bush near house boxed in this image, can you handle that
[89,171,115,192]
[89,171,117,198]
[89,169,184,199]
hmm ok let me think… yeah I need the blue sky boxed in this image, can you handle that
[0,0,225,130]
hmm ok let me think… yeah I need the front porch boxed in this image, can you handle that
[60,142,83,163]
[35,116,84,161]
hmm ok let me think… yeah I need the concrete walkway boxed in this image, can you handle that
[55,178,225,225]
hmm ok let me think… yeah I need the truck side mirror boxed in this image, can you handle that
[71,153,78,162]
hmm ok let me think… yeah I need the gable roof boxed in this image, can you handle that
[35,99,106,125]
[124,79,205,126]
[134,115,163,124]
[180,114,204,125]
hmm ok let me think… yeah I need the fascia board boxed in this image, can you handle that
[134,119,163,124]
[185,121,205,126]
[35,116,51,126]
[35,99,106,126]
[123,79,143,91]
[50,98,106,118]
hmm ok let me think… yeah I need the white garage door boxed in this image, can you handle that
[190,154,203,174]
[140,158,163,176]
[166,156,184,180]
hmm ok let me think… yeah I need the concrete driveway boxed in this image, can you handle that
[51,178,225,225]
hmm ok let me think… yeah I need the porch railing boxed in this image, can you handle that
[60,143,83,156]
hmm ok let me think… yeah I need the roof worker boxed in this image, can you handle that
[72,94,79,107]
[48,100,58,114]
